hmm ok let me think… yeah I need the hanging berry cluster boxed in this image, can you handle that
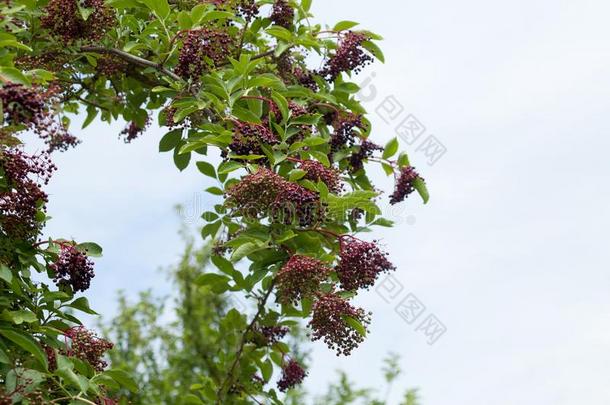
[297,159,343,194]
[0,83,79,152]
[271,0,294,28]
[226,120,279,157]
[319,31,374,81]
[226,167,324,226]
[50,244,96,292]
[276,255,331,304]
[119,116,151,143]
[309,292,371,356]
[277,359,307,392]
[175,28,234,80]
[336,236,395,291]
[41,0,114,42]
[390,166,423,205]
[63,327,114,372]
[0,149,55,243]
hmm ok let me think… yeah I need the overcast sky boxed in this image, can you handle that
[39,0,610,404]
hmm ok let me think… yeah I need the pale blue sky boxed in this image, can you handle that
[38,0,610,403]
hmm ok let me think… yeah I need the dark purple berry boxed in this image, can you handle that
[277,359,307,392]
[390,166,422,205]
[335,236,395,291]
[50,245,95,292]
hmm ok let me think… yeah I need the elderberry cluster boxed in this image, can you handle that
[335,236,395,291]
[390,166,422,205]
[298,159,343,194]
[276,54,318,91]
[249,325,290,346]
[0,83,79,152]
[41,0,114,43]
[328,111,366,153]
[0,149,55,242]
[175,28,234,80]
[119,116,151,143]
[226,168,323,226]
[277,359,307,392]
[349,140,383,172]
[319,31,373,82]
[276,255,331,304]
[50,245,95,292]
[227,120,279,157]
[64,326,113,372]
[271,0,294,28]
[309,292,371,356]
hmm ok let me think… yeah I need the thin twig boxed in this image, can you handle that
[80,46,182,82]
[216,279,277,403]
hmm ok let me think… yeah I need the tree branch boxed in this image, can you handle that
[216,279,276,403]
[80,46,182,82]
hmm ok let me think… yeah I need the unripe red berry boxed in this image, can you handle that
[309,292,371,356]
[41,0,114,43]
[276,255,331,304]
[64,326,113,372]
[335,236,395,291]
[297,160,343,194]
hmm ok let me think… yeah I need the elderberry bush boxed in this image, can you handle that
[1,0,431,403]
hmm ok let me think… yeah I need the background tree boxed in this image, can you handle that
[103,229,421,405]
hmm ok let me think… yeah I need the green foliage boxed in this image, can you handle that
[0,0,430,402]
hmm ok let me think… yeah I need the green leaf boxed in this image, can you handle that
[196,161,216,178]
[140,0,170,19]
[0,265,12,284]
[260,359,273,381]
[231,242,260,263]
[0,329,47,370]
[362,40,385,63]
[266,26,292,41]
[333,21,359,31]
[343,316,367,337]
[217,161,243,175]
[1,310,37,325]
[271,91,289,122]
[159,129,183,152]
[105,369,138,393]
[205,186,224,196]
[68,297,99,315]
[382,137,399,159]
[0,66,30,85]
[288,169,307,181]
[76,242,103,257]
[412,177,430,204]
[174,147,191,171]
